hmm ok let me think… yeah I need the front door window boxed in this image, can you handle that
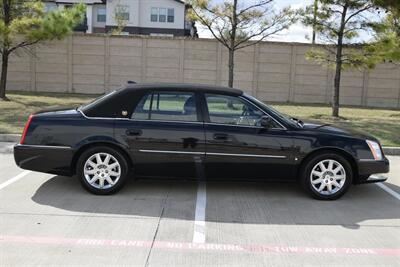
[205,94,278,127]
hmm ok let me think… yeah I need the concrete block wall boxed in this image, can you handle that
[5,34,400,109]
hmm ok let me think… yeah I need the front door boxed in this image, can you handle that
[114,91,205,179]
[202,93,295,180]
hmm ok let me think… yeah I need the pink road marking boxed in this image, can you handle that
[1,235,399,256]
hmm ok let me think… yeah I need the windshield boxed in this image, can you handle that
[244,94,301,128]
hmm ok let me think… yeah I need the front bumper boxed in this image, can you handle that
[14,144,75,176]
[358,157,390,175]
[357,157,390,184]
[360,174,388,184]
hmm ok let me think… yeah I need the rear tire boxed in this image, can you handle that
[300,153,353,200]
[76,146,129,195]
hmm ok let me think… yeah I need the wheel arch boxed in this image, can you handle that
[70,141,133,175]
[297,147,359,184]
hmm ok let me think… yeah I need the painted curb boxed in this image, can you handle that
[0,134,399,155]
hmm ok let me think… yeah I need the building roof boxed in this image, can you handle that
[44,0,104,3]
[45,0,183,4]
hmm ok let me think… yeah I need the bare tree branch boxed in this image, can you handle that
[344,4,374,24]
[236,0,273,16]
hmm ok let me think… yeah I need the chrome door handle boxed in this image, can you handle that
[126,129,142,136]
[213,133,228,140]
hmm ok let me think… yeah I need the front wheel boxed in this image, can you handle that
[76,146,129,195]
[300,153,353,200]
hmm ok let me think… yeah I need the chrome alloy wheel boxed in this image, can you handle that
[83,152,121,189]
[310,159,346,195]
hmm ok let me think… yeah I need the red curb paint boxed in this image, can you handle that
[1,235,399,256]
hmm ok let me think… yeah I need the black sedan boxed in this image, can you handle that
[14,83,389,200]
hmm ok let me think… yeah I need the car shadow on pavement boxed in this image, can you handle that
[31,175,400,229]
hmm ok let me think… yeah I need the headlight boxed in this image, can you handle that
[366,140,383,160]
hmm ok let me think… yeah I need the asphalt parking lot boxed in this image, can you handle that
[0,142,399,267]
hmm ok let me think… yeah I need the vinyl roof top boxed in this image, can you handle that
[125,83,243,96]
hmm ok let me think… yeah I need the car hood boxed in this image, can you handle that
[301,120,377,141]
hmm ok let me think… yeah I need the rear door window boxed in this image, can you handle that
[132,91,198,122]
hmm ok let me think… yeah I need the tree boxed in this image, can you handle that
[312,0,319,44]
[0,0,85,100]
[365,0,400,64]
[188,0,296,88]
[301,0,377,117]
[111,2,129,35]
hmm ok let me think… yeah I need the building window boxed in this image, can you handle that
[159,8,166,22]
[44,3,57,12]
[97,7,106,22]
[115,5,129,21]
[167,8,174,23]
[151,7,158,22]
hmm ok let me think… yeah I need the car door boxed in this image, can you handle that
[114,90,205,179]
[203,93,295,180]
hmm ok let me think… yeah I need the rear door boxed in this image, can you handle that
[114,90,205,179]
[202,93,295,180]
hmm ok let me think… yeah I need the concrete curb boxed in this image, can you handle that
[0,134,400,155]
[0,134,20,143]
[383,147,400,156]
[0,142,15,154]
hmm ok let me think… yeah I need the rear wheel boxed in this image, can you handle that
[77,146,129,195]
[300,153,353,200]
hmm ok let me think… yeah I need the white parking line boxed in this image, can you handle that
[193,182,206,244]
[0,171,32,190]
[376,183,400,201]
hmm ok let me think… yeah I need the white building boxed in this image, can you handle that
[44,0,195,37]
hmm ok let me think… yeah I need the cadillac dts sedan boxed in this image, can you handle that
[14,83,389,200]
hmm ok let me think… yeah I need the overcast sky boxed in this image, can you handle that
[196,0,372,44]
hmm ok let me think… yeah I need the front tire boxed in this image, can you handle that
[76,146,129,195]
[300,153,353,200]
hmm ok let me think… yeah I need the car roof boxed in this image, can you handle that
[125,83,243,96]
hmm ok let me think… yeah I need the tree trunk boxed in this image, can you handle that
[333,54,342,117]
[312,0,318,44]
[332,5,347,118]
[0,52,9,101]
[228,48,234,88]
[227,0,238,89]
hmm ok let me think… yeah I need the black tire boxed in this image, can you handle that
[76,146,129,195]
[300,152,353,200]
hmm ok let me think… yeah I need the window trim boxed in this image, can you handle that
[97,7,106,22]
[158,8,167,22]
[115,5,130,21]
[167,8,174,23]
[150,7,158,22]
[131,91,202,123]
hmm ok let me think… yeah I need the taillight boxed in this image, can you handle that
[20,115,33,144]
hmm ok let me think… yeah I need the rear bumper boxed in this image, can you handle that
[14,144,74,176]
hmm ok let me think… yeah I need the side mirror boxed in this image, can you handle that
[260,116,273,128]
